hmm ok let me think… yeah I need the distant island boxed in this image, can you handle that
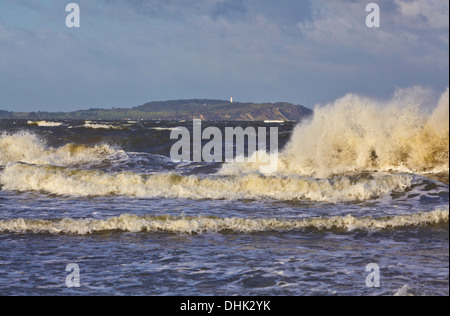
[0,99,312,122]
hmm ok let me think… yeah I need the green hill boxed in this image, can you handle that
[0,99,312,122]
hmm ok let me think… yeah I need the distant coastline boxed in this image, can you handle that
[0,99,313,122]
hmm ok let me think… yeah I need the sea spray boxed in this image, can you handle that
[219,87,449,177]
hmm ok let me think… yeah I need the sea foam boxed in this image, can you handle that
[27,121,63,127]
[0,131,123,166]
[0,208,447,235]
[0,163,414,202]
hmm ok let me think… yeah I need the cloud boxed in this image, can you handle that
[395,0,449,29]
[296,0,449,67]
[0,0,448,111]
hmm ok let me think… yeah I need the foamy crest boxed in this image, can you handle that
[83,121,125,129]
[0,131,123,166]
[220,87,449,178]
[0,209,447,235]
[0,163,414,202]
[27,121,63,127]
[150,127,181,131]
[393,285,415,297]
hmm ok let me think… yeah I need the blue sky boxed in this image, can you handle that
[0,0,448,112]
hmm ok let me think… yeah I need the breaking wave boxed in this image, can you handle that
[27,121,62,127]
[1,86,448,203]
[0,209,447,235]
[0,163,414,202]
[150,127,181,131]
[0,131,124,166]
[83,121,126,130]
[220,87,449,178]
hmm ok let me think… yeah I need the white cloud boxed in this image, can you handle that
[296,0,448,67]
[395,0,449,29]
[0,0,448,111]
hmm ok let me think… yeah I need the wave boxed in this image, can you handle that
[220,87,449,178]
[0,131,124,166]
[393,285,415,297]
[27,121,62,127]
[0,163,414,202]
[83,121,126,130]
[0,209,447,235]
[150,127,181,131]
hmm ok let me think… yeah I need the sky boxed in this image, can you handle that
[0,0,448,112]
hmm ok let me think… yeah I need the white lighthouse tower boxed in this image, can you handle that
[230,97,233,103]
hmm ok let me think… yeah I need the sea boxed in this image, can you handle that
[0,90,448,296]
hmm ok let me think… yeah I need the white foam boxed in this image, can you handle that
[150,127,181,131]
[0,131,123,166]
[0,163,415,202]
[83,122,124,129]
[27,121,63,127]
[393,285,415,296]
[0,209,447,235]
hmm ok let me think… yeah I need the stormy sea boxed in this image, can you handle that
[0,89,448,296]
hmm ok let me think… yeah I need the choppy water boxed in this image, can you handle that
[0,90,449,296]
